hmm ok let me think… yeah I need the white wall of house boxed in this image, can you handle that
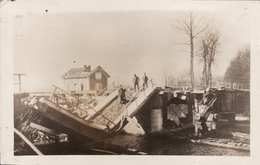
[64,78,90,93]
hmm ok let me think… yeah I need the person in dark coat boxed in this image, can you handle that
[132,74,140,91]
[142,72,149,89]
[118,85,126,104]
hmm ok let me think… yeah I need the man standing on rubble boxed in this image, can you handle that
[142,72,149,89]
[118,85,126,104]
[132,74,140,91]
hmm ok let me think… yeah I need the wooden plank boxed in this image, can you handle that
[191,138,250,151]
[30,122,59,135]
[85,90,118,121]
[215,130,250,139]
[14,128,44,155]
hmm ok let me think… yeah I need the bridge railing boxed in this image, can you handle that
[50,81,117,106]
[49,85,80,108]
[125,79,154,113]
[48,84,118,126]
[108,79,155,130]
[96,81,116,96]
[217,80,250,90]
[82,81,116,107]
[28,92,52,98]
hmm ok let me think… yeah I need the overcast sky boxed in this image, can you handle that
[11,0,252,92]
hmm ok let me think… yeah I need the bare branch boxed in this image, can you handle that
[193,14,214,37]
[178,16,191,32]
[168,38,190,46]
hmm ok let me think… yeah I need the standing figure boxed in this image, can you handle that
[118,85,126,104]
[142,72,149,89]
[132,74,140,91]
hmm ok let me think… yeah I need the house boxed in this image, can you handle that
[61,65,110,93]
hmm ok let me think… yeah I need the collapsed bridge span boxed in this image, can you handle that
[36,80,157,141]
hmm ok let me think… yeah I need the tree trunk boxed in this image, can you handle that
[190,36,194,89]
[207,63,212,88]
[203,57,207,88]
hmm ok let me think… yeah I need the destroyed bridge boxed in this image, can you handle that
[24,79,250,142]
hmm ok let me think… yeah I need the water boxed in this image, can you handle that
[15,129,250,156]
[108,123,250,156]
[14,104,250,156]
[140,137,248,156]
[109,134,249,156]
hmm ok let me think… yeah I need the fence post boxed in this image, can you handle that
[113,81,115,90]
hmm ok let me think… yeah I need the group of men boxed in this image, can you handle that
[132,72,149,91]
[118,73,149,104]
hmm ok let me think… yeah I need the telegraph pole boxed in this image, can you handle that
[13,74,26,92]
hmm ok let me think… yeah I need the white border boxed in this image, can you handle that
[1,0,260,164]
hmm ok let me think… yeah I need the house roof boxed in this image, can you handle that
[61,65,110,79]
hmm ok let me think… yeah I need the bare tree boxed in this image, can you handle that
[174,11,213,89]
[198,29,220,88]
[207,30,219,87]
[199,39,209,88]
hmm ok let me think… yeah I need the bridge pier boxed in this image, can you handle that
[160,93,169,131]
[149,90,195,133]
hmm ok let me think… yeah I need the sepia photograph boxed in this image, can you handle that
[1,0,260,164]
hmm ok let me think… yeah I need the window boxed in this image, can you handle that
[81,83,83,91]
[74,84,77,91]
[95,72,102,79]
[67,84,69,91]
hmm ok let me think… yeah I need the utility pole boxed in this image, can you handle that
[13,74,26,92]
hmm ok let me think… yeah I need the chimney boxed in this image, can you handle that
[84,65,91,72]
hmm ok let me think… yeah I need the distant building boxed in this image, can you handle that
[61,65,110,93]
